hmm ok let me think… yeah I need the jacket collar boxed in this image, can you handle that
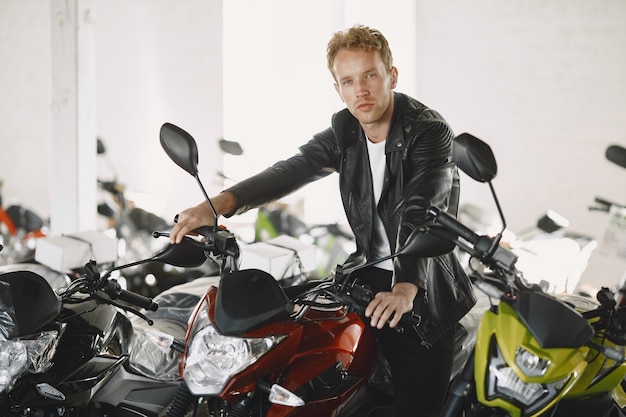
[333,92,416,154]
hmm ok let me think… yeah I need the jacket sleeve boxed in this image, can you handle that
[222,127,341,216]
[392,115,459,289]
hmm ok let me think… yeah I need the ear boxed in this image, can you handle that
[390,67,398,89]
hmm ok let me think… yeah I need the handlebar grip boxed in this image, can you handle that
[346,283,422,333]
[104,280,159,311]
[430,208,480,245]
[117,288,159,311]
[173,214,214,236]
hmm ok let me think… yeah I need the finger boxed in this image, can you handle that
[178,224,196,244]
[375,306,395,329]
[388,310,402,328]
[170,224,183,244]
[364,296,381,318]
[366,293,387,326]
[171,222,192,244]
[368,301,388,328]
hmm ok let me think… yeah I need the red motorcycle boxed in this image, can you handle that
[158,122,479,417]
[0,179,47,265]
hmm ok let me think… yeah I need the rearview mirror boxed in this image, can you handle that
[159,122,222,227]
[160,122,200,176]
[453,133,498,183]
[219,138,244,156]
[606,144,626,170]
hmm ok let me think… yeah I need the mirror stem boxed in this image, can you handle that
[344,253,396,276]
[101,257,153,281]
[487,181,506,257]
[194,174,219,230]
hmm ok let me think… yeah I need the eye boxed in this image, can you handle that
[342,79,353,86]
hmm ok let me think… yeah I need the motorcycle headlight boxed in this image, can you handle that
[183,300,286,396]
[515,346,551,377]
[21,330,61,373]
[0,330,61,394]
[487,341,569,413]
[0,340,28,393]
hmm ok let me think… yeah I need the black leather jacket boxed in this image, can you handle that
[224,92,476,346]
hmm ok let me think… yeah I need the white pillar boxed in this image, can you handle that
[49,0,97,235]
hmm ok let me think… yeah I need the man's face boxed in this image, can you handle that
[333,49,397,128]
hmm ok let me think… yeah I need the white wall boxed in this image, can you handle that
[1,1,52,216]
[94,0,224,218]
[1,0,625,284]
[0,0,223,228]
[414,1,626,235]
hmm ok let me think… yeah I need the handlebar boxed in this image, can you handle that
[428,207,518,273]
[75,260,159,320]
[102,280,158,311]
[590,196,625,212]
[293,274,421,335]
[341,281,422,332]
[577,287,626,347]
[429,208,480,245]
[97,179,125,196]
[169,216,240,259]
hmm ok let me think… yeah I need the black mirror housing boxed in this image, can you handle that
[453,133,498,183]
[160,122,200,176]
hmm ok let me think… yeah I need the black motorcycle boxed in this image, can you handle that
[0,233,212,416]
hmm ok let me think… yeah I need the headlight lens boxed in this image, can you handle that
[22,330,61,373]
[0,340,28,393]
[487,341,569,413]
[0,330,60,394]
[515,346,551,377]
[183,302,285,395]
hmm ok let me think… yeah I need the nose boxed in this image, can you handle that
[355,80,369,97]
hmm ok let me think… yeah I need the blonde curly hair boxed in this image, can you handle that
[326,24,394,80]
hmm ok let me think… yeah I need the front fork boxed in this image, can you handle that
[442,348,475,417]
[162,383,257,417]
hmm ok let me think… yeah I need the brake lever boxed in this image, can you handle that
[153,230,216,251]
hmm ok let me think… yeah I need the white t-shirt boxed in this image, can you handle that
[366,138,393,271]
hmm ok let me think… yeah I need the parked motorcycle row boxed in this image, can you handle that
[0,179,47,265]
[458,204,598,297]
[0,123,625,417]
[586,146,626,306]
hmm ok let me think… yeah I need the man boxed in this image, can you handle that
[170,24,476,417]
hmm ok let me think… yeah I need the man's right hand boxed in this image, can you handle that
[169,192,237,244]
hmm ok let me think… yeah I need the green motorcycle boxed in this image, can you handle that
[429,133,626,417]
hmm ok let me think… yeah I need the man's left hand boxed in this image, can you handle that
[364,282,418,329]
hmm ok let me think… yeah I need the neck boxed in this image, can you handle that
[363,125,388,143]
[362,95,394,143]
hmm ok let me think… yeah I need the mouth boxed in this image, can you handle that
[357,102,374,111]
